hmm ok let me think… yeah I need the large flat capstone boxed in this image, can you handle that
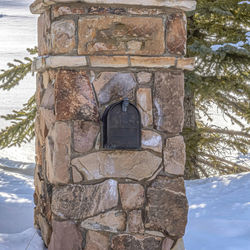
[72,151,162,181]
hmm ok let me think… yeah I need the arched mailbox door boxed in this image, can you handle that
[102,99,141,149]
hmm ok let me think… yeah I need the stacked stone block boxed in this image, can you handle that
[31,0,196,249]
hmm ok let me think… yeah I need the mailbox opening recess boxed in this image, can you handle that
[102,98,141,150]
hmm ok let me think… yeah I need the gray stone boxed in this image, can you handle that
[141,130,162,153]
[51,179,118,220]
[81,210,126,233]
[127,210,144,233]
[72,151,162,181]
[172,238,185,250]
[93,72,137,105]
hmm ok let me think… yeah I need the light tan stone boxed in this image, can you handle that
[131,57,176,68]
[137,72,152,84]
[162,237,174,250]
[172,238,185,250]
[164,136,185,176]
[81,210,126,233]
[145,231,165,237]
[119,183,145,210]
[72,151,162,181]
[37,10,50,56]
[127,210,144,233]
[46,122,71,184]
[51,179,118,220]
[51,19,75,54]
[136,88,153,127]
[176,57,195,70]
[78,16,164,55]
[85,231,109,250]
[90,56,129,68]
[141,130,162,153]
[40,107,55,131]
[30,0,197,14]
[72,167,83,183]
[43,71,49,88]
[45,56,87,68]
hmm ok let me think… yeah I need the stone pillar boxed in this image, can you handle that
[31,0,196,249]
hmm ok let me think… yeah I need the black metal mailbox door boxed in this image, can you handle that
[102,99,141,149]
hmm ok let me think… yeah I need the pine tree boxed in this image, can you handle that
[184,0,250,178]
[0,48,37,148]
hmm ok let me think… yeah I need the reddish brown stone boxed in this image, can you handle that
[48,220,83,250]
[51,179,118,220]
[55,70,98,121]
[51,19,76,54]
[111,234,162,250]
[166,13,186,55]
[52,4,85,18]
[36,73,44,107]
[127,210,144,233]
[145,176,188,237]
[73,121,99,153]
[37,10,50,56]
[78,16,165,55]
[119,183,145,210]
[153,71,184,133]
[164,136,185,176]
[85,230,110,250]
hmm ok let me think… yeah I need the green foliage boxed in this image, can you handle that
[0,47,37,148]
[185,0,250,178]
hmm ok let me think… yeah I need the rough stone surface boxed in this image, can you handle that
[166,13,186,55]
[93,72,137,105]
[78,16,164,55]
[46,56,87,68]
[90,56,129,67]
[136,88,153,127]
[153,71,184,133]
[127,210,144,233]
[72,167,83,183]
[73,121,99,153]
[164,136,185,175]
[41,83,54,109]
[51,19,75,54]
[81,210,126,233]
[55,70,98,121]
[85,230,110,250]
[45,122,71,184]
[130,56,176,68]
[38,214,52,247]
[40,107,55,131]
[145,176,188,237]
[37,10,50,56]
[176,57,195,71]
[48,220,83,250]
[162,238,174,250]
[72,151,162,181]
[51,179,118,220]
[52,4,85,18]
[137,72,152,84]
[172,238,185,250]
[141,130,162,153]
[119,183,145,210]
[111,234,162,250]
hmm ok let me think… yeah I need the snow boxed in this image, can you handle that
[184,172,250,250]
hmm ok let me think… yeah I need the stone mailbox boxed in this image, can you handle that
[31,0,196,249]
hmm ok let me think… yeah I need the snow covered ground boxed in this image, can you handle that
[0,0,250,249]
